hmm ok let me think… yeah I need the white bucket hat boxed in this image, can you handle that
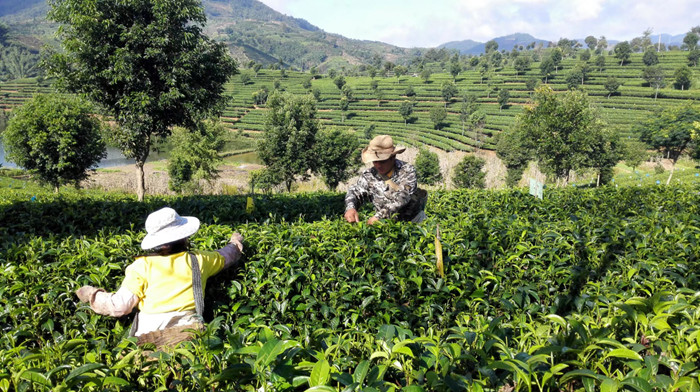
[140,207,200,250]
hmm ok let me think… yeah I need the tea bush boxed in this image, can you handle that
[1,184,699,391]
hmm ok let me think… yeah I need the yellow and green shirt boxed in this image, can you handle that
[123,251,225,314]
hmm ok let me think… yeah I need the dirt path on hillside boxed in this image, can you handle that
[80,147,509,195]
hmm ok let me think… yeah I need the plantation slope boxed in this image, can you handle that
[0,50,698,154]
[1,185,699,390]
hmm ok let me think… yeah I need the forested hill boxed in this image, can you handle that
[0,0,415,71]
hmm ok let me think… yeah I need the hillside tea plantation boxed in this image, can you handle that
[0,185,699,391]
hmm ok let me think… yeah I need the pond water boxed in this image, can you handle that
[0,141,168,169]
[223,151,262,165]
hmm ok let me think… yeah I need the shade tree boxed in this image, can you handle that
[45,0,237,201]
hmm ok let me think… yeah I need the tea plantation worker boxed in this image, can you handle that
[344,135,427,225]
[75,207,244,344]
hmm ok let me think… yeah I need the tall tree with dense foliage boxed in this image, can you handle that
[429,106,447,130]
[312,128,360,191]
[441,81,458,107]
[167,120,226,194]
[496,127,530,187]
[511,86,606,185]
[673,65,693,90]
[415,148,442,186]
[614,41,632,65]
[497,88,510,110]
[258,91,320,192]
[638,102,700,184]
[642,66,666,99]
[452,155,485,189]
[45,0,237,201]
[3,94,105,191]
[587,128,623,186]
[398,100,413,128]
[604,77,621,98]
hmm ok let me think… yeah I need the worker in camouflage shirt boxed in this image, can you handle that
[344,135,427,224]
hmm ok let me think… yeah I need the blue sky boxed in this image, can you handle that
[258,0,699,48]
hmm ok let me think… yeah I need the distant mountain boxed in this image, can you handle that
[0,0,414,71]
[440,33,550,55]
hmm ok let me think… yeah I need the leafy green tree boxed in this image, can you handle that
[341,84,354,101]
[415,148,442,186]
[638,102,700,184]
[673,65,693,90]
[622,139,649,172]
[497,88,510,110]
[459,93,479,135]
[595,55,606,72]
[404,85,416,97]
[420,68,432,83]
[642,50,659,66]
[511,86,606,184]
[3,94,105,191]
[525,78,539,92]
[496,127,530,187]
[682,31,699,50]
[338,97,349,123]
[441,81,458,107]
[614,41,632,65]
[398,100,413,127]
[167,120,225,194]
[393,65,407,83]
[240,73,252,85]
[604,76,621,98]
[585,36,597,50]
[688,50,700,66]
[249,168,283,194]
[449,61,461,81]
[540,57,555,83]
[587,128,623,186]
[550,48,563,73]
[566,69,583,89]
[513,56,530,75]
[313,128,361,190]
[452,155,485,189]
[258,91,319,191]
[45,0,237,201]
[485,40,498,53]
[579,50,591,62]
[253,63,263,77]
[470,111,487,150]
[429,106,447,130]
[642,66,666,99]
[253,86,269,105]
[301,76,312,90]
[334,75,346,90]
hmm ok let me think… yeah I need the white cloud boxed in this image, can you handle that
[256,0,700,47]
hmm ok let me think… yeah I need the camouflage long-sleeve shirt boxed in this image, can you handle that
[345,160,426,221]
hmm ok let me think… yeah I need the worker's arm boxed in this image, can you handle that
[345,175,370,222]
[217,232,244,269]
[76,285,139,317]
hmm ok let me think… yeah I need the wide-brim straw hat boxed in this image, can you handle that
[361,135,406,163]
[141,207,200,250]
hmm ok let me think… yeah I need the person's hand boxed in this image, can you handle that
[76,286,99,303]
[367,216,380,225]
[230,232,244,253]
[344,208,360,223]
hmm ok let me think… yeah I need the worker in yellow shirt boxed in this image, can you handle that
[75,207,243,344]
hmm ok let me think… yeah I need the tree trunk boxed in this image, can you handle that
[596,173,600,187]
[136,160,146,202]
[666,162,675,185]
[654,86,659,100]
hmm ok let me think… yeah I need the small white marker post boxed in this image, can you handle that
[529,178,543,200]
